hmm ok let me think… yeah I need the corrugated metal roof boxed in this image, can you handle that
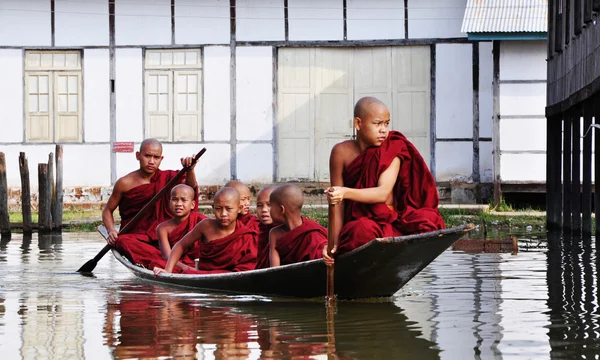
[461,0,548,33]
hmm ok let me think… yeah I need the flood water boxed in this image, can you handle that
[0,230,598,359]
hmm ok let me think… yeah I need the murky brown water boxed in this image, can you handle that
[0,230,598,359]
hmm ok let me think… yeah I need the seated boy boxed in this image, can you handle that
[153,187,258,275]
[268,185,328,267]
[225,180,260,232]
[254,185,279,269]
[151,184,207,273]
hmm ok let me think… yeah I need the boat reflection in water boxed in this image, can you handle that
[102,285,439,359]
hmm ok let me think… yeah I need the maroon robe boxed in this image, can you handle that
[338,131,445,254]
[239,213,260,232]
[255,223,277,269]
[114,169,197,266]
[276,217,327,266]
[184,220,258,274]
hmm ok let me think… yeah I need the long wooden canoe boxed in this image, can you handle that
[101,224,474,299]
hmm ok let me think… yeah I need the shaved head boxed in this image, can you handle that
[257,184,277,200]
[214,186,240,204]
[140,138,162,153]
[354,97,388,120]
[270,184,304,213]
[171,183,195,198]
[224,180,250,194]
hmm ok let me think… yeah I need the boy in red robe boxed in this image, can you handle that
[323,97,445,265]
[102,138,198,267]
[150,184,207,273]
[268,185,328,267]
[254,185,279,269]
[225,180,260,231]
[153,187,258,275]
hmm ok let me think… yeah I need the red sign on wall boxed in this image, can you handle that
[113,142,135,153]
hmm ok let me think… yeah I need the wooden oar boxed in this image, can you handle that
[326,203,336,303]
[77,148,207,273]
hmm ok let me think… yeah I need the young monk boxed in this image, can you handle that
[254,185,279,269]
[151,184,207,273]
[102,138,199,266]
[224,180,260,232]
[323,97,445,265]
[268,184,328,267]
[153,187,258,275]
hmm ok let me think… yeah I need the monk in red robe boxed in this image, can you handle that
[225,180,260,232]
[153,187,258,275]
[323,97,445,264]
[102,138,198,267]
[254,185,279,269]
[268,185,327,267]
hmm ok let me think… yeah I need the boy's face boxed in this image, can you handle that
[213,195,240,228]
[237,187,251,216]
[136,144,164,175]
[256,190,274,225]
[355,104,391,147]
[268,199,285,224]
[169,188,195,217]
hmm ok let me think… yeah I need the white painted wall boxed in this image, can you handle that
[501,154,546,181]
[479,42,493,139]
[499,83,546,116]
[115,0,171,46]
[237,143,273,182]
[408,0,467,39]
[83,49,110,143]
[500,41,547,80]
[176,0,230,45]
[237,0,285,41]
[0,49,23,143]
[436,44,473,139]
[288,0,343,41]
[115,143,231,185]
[347,0,404,40]
[203,46,231,141]
[115,49,143,143]
[0,0,50,46]
[500,118,546,152]
[55,0,109,46]
[2,144,110,188]
[435,142,473,181]
[236,47,273,141]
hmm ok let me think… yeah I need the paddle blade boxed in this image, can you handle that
[77,258,97,273]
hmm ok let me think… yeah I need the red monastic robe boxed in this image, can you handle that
[114,169,197,266]
[255,223,277,269]
[238,213,260,232]
[337,131,445,254]
[184,221,258,274]
[275,217,327,266]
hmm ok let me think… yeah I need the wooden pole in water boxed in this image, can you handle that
[572,107,582,235]
[38,163,51,234]
[0,153,10,239]
[326,204,336,303]
[564,114,573,234]
[582,101,593,238]
[19,152,32,235]
[53,145,63,232]
[48,152,55,230]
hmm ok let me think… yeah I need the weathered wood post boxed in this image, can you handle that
[546,115,563,232]
[53,145,63,232]
[0,153,10,239]
[19,152,32,235]
[563,114,573,233]
[582,101,593,238]
[38,164,51,234]
[572,108,582,235]
[48,152,55,231]
[594,94,600,245]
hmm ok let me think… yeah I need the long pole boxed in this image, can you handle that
[326,204,336,302]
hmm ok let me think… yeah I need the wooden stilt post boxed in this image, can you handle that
[547,115,563,231]
[572,107,582,235]
[53,145,63,232]
[19,152,32,235]
[0,153,10,239]
[564,113,573,233]
[594,94,600,246]
[48,152,55,231]
[582,101,593,238]
[38,164,51,234]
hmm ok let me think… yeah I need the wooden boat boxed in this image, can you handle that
[102,224,474,299]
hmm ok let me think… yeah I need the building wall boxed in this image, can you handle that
[0,0,542,195]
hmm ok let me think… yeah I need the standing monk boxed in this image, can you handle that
[224,180,260,232]
[102,138,198,266]
[323,97,445,264]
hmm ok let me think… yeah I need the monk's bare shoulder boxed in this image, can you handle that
[113,170,144,193]
[331,140,361,167]
[269,225,286,240]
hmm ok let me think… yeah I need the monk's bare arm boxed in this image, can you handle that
[181,156,198,189]
[268,228,281,267]
[102,179,127,245]
[327,144,346,250]
[162,220,206,273]
[338,157,401,204]
[156,221,173,260]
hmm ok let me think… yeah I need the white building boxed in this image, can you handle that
[0,0,548,204]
